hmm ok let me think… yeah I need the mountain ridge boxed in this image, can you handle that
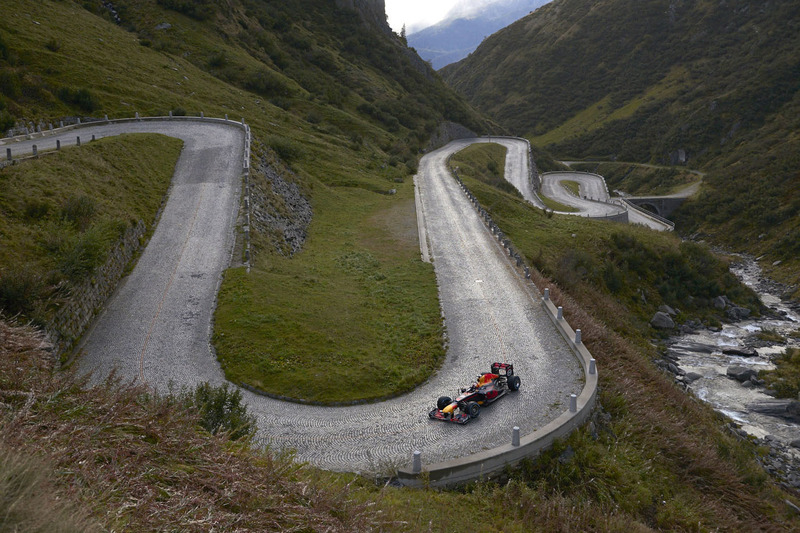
[408,0,549,69]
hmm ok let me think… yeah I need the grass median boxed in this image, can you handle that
[213,175,445,404]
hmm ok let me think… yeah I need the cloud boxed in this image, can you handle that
[385,0,459,33]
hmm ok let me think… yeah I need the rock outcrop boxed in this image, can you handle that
[335,0,391,34]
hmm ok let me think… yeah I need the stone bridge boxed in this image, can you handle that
[625,196,686,218]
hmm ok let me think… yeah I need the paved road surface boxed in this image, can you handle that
[4,124,582,473]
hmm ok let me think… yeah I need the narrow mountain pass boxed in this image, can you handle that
[5,123,582,473]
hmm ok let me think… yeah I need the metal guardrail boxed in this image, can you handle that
[398,160,599,487]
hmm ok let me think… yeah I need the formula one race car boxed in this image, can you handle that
[429,362,521,424]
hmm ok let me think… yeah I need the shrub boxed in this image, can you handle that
[45,37,61,52]
[61,195,96,231]
[0,109,14,133]
[182,383,256,441]
[0,269,41,316]
[56,87,98,113]
[56,225,114,281]
[759,347,800,399]
[156,0,216,20]
[23,199,50,221]
[244,68,291,98]
[170,107,186,116]
[267,136,305,163]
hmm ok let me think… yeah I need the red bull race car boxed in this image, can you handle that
[429,362,521,424]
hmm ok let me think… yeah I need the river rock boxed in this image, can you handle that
[726,306,752,320]
[727,366,757,383]
[746,400,800,423]
[791,439,800,449]
[723,346,758,357]
[651,311,675,329]
[659,304,677,316]
[684,372,703,383]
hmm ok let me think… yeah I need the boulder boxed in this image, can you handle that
[713,296,728,310]
[659,304,677,316]
[726,365,757,383]
[722,346,758,357]
[726,306,752,320]
[746,399,800,423]
[651,311,675,329]
[684,372,703,383]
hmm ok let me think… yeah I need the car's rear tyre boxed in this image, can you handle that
[437,396,452,410]
[465,401,480,418]
[509,375,521,391]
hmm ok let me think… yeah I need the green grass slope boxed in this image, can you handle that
[442,0,800,291]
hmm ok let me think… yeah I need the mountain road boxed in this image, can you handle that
[3,123,583,473]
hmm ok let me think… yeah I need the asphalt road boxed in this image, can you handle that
[3,124,583,474]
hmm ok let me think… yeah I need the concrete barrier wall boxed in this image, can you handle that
[397,151,599,488]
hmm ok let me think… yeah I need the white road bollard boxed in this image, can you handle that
[557,306,563,320]
[570,394,577,413]
[6,148,11,161]
[56,140,61,150]
[32,145,37,157]
[104,114,109,121]
[543,288,550,300]
[76,136,81,146]
[412,450,422,473]
[225,114,229,120]
[169,110,173,118]
[76,118,81,124]
[512,426,520,447]
[589,359,596,375]
[200,111,204,118]
[59,121,64,128]
[575,329,582,344]
[91,134,96,142]
[135,112,140,120]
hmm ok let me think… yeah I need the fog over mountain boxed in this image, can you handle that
[408,0,550,69]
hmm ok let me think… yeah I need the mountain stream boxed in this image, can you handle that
[663,256,799,488]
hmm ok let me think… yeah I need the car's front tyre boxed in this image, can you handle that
[437,396,452,410]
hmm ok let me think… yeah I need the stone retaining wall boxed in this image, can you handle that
[48,220,146,361]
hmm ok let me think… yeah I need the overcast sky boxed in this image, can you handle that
[385,0,459,34]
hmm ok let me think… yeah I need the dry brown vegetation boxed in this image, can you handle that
[0,317,377,532]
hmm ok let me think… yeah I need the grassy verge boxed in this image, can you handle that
[561,179,580,196]
[759,347,800,399]
[214,173,444,403]
[567,161,701,196]
[0,134,182,323]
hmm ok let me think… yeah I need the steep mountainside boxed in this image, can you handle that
[443,0,800,289]
[408,0,549,69]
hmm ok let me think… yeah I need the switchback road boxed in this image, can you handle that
[3,123,582,473]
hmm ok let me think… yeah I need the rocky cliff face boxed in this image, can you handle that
[335,0,391,34]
